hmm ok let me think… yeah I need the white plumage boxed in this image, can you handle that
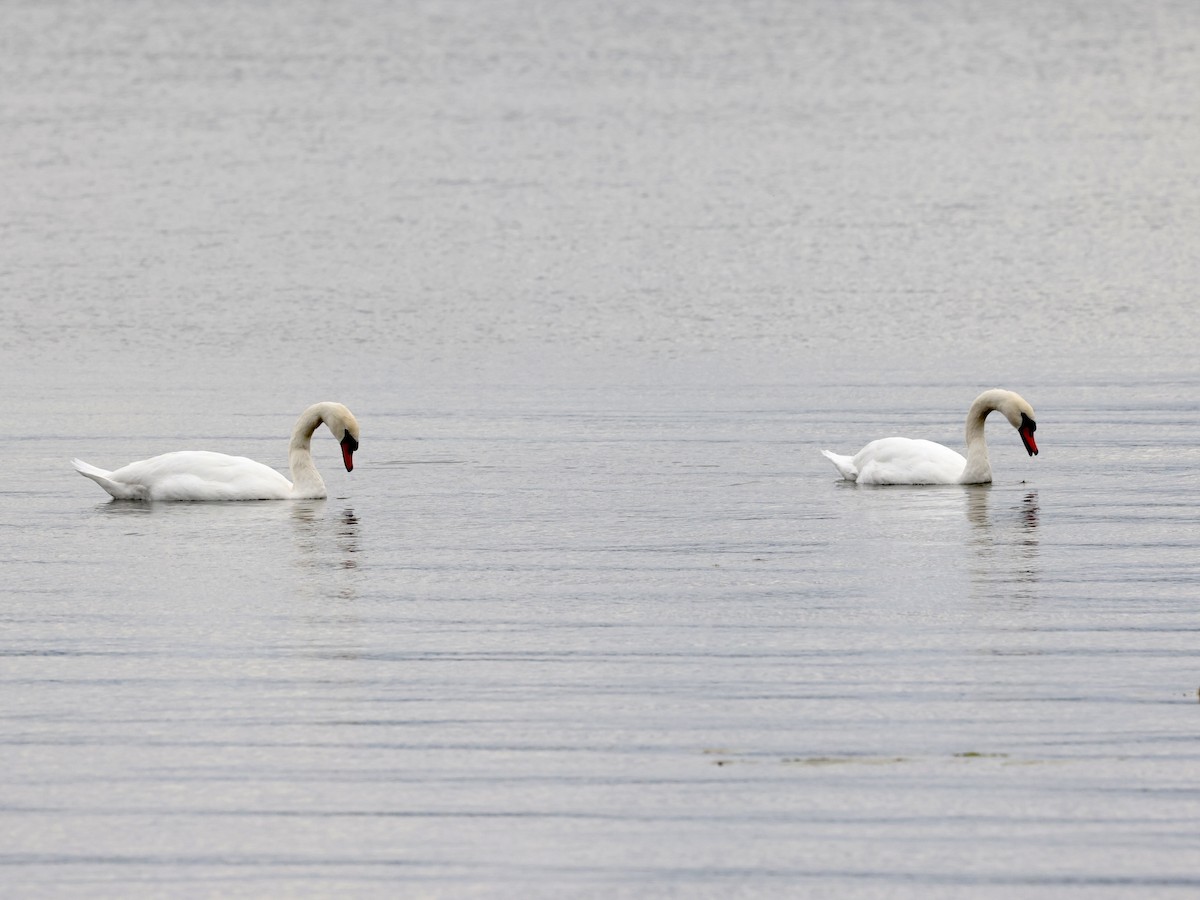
[72,402,360,501]
[821,390,1038,485]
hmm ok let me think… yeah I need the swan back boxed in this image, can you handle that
[840,438,968,485]
[73,452,293,500]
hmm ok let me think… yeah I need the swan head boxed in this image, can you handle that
[313,402,360,472]
[996,391,1038,457]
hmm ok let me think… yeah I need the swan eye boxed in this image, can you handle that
[1021,413,1036,433]
[341,432,359,452]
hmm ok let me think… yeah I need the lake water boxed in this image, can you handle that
[3,1,1200,896]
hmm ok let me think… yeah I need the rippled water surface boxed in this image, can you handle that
[3,1,1200,896]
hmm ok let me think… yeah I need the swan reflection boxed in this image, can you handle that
[337,508,361,569]
[967,487,1040,605]
[290,502,361,600]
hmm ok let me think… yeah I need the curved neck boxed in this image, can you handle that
[288,406,327,497]
[960,395,995,484]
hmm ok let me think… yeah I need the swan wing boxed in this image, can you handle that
[104,451,292,501]
[851,438,966,485]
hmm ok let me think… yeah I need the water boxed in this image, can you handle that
[3,1,1200,896]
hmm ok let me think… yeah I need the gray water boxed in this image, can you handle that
[4,1,1200,896]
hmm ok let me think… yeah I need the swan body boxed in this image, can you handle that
[821,389,1038,485]
[73,402,360,501]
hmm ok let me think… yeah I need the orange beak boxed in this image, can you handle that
[1019,414,1038,456]
[340,432,358,471]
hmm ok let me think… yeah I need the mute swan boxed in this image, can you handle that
[821,389,1038,485]
[72,402,360,501]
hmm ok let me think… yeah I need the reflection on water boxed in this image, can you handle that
[338,509,360,570]
[290,502,361,601]
[290,499,322,533]
[96,499,154,515]
[966,485,990,530]
[967,488,1040,605]
[96,499,363,601]
[1019,491,1040,531]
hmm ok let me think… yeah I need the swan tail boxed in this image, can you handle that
[71,458,149,501]
[821,449,858,481]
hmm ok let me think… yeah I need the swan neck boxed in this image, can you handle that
[288,406,328,497]
[289,406,323,452]
[960,397,994,484]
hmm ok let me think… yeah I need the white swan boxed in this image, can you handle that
[72,402,361,501]
[821,389,1038,485]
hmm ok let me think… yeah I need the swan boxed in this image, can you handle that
[72,402,360,501]
[821,389,1038,485]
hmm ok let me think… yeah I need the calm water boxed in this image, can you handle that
[3,1,1200,896]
